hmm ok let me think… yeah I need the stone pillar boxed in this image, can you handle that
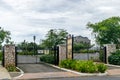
[59,44,66,63]
[104,44,116,64]
[3,45,16,67]
[66,35,73,59]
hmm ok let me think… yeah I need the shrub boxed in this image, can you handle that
[40,54,54,64]
[80,50,97,53]
[5,64,18,72]
[108,50,120,65]
[96,63,107,73]
[59,60,107,73]
[59,59,76,69]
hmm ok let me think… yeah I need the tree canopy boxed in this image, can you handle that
[0,27,11,47]
[87,16,120,45]
[41,29,68,49]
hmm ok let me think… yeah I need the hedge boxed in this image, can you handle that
[59,59,107,73]
[40,54,55,64]
[108,50,120,65]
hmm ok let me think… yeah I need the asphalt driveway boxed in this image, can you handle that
[18,63,65,73]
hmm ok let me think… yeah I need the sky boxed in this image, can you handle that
[0,0,120,44]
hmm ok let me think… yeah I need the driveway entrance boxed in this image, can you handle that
[18,63,65,73]
[16,63,80,79]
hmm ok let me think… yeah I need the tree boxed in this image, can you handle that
[87,16,120,46]
[73,42,94,52]
[17,40,39,55]
[42,29,68,49]
[0,27,11,47]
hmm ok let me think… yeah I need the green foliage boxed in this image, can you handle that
[108,50,120,65]
[87,16,120,45]
[80,50,97,53]
[40,54,55,64]
[73,42,94,53]
[0,27,11,45]
[17,40,39,55]
[96,63,107,73]
[6,64,18,72]
[59,60,107,73]
[42,29,68,49]
[59,59,76,69]
[18,51,34,55]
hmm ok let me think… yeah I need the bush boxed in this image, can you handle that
[59,60,107,73]
[108,50,120,65]
[75,60,97,73]
[80,50,97,53]
[5,64,18,72]
[40,54,55,64]
[96,63,107,73]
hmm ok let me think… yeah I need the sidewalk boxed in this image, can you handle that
[0,65,11,79]
[107,64,120,76]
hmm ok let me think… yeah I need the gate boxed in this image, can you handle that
[17,55,40,64]
[16,47,40,64]
[54,46,59,65]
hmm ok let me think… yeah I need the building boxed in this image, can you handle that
[74,36,90,44]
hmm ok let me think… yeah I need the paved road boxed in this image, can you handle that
[17,63,120,80]
[16,63,79,79]
[18,63,65,73]
[25,76,120,80]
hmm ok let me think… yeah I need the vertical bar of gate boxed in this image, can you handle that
[56,46,59,65]
[104,47,107,64]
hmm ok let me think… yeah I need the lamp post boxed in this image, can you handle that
[33,35,37,63]
[33,35,36,55]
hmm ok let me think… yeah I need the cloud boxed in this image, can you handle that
[0,0,120,44]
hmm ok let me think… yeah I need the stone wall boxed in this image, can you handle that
[4,45,16,67]
[104,44,116,63]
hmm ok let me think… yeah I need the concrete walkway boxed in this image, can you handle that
[107,64,120,76]
[107,69,120,76]
[0,65,11,79]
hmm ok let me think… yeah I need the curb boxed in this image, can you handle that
[41,62,108,76]
[106,64,120,68]
[13,67,24,79]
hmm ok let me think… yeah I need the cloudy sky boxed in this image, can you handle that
[0,0,120,44]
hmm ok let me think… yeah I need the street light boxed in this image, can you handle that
[33,36,36,55]
[33,35,37,63]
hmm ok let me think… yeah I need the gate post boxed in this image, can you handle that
[3,45,16,67]
[66,34,73,60]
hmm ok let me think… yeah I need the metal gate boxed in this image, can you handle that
[16,46,40,64]
[17,55,40,64]
[54,46,59,65]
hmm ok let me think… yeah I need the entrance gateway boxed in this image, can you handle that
[2,35,73,66]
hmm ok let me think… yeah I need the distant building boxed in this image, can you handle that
[74,36,90,44]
